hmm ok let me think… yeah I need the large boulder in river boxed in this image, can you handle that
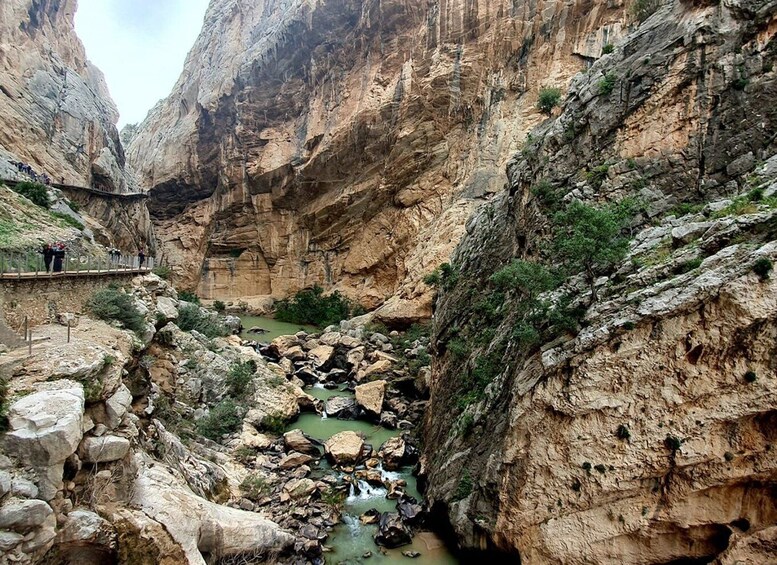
[324,431,365,465]
[283,430,321,456]
[355,380,386,418]
[308,345,335,369]
[324,396,360,420]
[374,512,412,548]
[379,436,415,471]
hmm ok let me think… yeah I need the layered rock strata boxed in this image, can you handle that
[422,1,777,562]
[128,0,630,320]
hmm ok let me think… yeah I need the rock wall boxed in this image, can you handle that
[422,0,777,562]
[128,0,630,320]
[0,271,146,329]
[0,0,131,192]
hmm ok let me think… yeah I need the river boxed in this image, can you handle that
[289,384,459,564]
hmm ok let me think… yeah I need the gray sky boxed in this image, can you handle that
[75,0,210,128]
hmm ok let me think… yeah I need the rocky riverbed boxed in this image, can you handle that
[0,274,455,564]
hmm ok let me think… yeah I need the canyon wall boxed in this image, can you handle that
[422,0,777,562]
[128,0,629,321]
[0,0,130,192]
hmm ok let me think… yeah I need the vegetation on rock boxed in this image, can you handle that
[87,287,146,334]
[274,284,360,327]
[537,87,562,116]
[11,181,49,208]
[177,303,229,338]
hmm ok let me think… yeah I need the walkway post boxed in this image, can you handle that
[67,320,71,343]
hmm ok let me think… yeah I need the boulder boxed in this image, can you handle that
[397,496,423,524]
[132,460,294,564]
[354,469,385,487]
[57,509,116,553]
[308,345,335,368]
[4,383,85,499]
[0,531,23,552]
[155,296,179,322]
[346,346,366,368]
[355,380,386,417]
[278,452,315,469]
[238,423,273,450]
[79,435,130,463]
[374,512,412,548]
[283,430,322,456]
[324,431,365,465]
[56,312,79,327]
[283,478,317,499]
[222,315,242,334]
[283,345,307,361]
[325,396,360,419]
[0,470,10,498]
[357,359,392,382]
[379,436,408,471]
[0,498,53,532]
[104,384,133,429]
[360,509,381,525]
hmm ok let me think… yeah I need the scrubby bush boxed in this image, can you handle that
[152,265,172,280]
[585,164,610,189]
[213,300,226,313]
[227,360,256,398]
[602,44,614,55]
[744,370,757,383]
[260,413,287,435]
[51,211,83,230]
[240,474,270,501]
[274,284,359,327]
[753,258,773,281]
[664,435,682,452]
[177,303,230,338]
[0,373,8,432]
[598,72,617,96]
[616,424,631,440]
[537,87,562,115]
[11,181,49,208]
[531,179,562,210]
[197,398,242,440]
[423,263,460,291]
[87,287,146,333]
[452,470,473,501]
[178,290,201,304]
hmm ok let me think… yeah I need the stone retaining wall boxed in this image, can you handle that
[0,272,140,331]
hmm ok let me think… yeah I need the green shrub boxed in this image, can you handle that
[213,300,226,313]
[585,164,610,189]
[531,180,562,210]
[452,470,473,501]
[753,258,773,280]
[320,487,347,510]
[177,303,230,338]
[87,287,146,333]
[51,211,83,230]
[675,257,703,274]
[234,446,256,465]
[537,87,562,115]
[260,413,287,435]
[274,284,357,327]
[748,187,765,202]
[594,464,606,474]
[65,199,80,213]
[11,182,49,208]
[602,44,614,55]
[152,265,172,280]
[598,72,617,96]
[197,398,242,440]
[669,202,704,217]
[178,290,201,304]
[491,260,559,297]
[423,271,441,286]
[744,370,757,383]
[732,77,749,91]
[227,360,256,398]
[459,413,475,437]
[623,321,636,330]
[552,200,634,301]
[424,263,460,291]
[240,474,270,501]
[582,462,592,472]
[616,424,631,440]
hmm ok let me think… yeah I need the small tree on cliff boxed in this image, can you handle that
[537,87,562,116]
[552,200,634,303]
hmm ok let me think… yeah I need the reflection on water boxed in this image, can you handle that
[237,315,317,342]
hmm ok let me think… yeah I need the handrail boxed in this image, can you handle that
[0,251,155,279]
[1,178,148,200]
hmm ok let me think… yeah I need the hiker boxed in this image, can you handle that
[41,244,54,272]
[138,247,145,268]
[52,242,65,273]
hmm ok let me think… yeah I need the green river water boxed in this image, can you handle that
[288,384,459,564]
[239,315,318,342]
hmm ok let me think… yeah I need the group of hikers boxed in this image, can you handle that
[10,160,53,185]
[40,243,66,273]
[39,244,148,273]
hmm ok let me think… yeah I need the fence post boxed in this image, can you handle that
[67,320,71,343]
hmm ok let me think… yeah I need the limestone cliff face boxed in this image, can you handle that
[0,0,131,192]
[128,0,629,319]
[422,0,777,562]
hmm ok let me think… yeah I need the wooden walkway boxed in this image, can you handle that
[0,267,152,281]
[2,178,148,200]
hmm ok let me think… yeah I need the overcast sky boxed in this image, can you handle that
[75,0,210,129]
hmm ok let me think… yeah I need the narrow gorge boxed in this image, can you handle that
[0,0,776,564]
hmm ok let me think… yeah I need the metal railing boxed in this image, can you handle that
[0,251,155,277]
